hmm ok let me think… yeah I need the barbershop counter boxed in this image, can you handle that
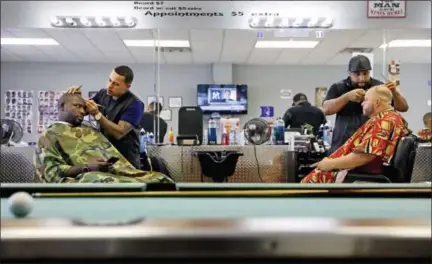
[1,143,431,184]
[147,145,295,183]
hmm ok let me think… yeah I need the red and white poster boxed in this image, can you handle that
[367,0,406,18]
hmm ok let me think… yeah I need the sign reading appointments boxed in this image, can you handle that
[367,0,406,18]
[133,1,279,18]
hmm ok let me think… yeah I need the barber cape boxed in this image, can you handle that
[34,122,172,184]
[417,128,432,141]
[301,110,410,183]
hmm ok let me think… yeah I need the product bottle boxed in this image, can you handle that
[139,129,147,153]
[168,127,175,145]
[208,118,217,145]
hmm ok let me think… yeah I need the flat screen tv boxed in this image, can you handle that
[197,84,248,114]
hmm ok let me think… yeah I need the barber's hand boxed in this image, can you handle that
[65,85,82,95]
[384,81,397,93]
[346,89,366,103]
[87,159,113,172]
[86,100,99,116]
[311,157,334,172]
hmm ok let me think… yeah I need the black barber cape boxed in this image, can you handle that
[325,77,383,153]
[282,101,327,135]
[92,89,143,169]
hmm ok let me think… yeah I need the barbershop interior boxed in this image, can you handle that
[0,1,431,262]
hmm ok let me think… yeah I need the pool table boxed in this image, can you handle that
[1,183,431,262]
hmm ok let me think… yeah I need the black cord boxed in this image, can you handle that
[252,142,264,183]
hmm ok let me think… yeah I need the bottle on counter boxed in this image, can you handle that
[275,117,285,145]
[168,127,175,145]
[208,118,217,145]
[229,120,239,145]
[222,119,231,145]
[271,123,277,145]
[148,132,155,145]
[139,128,147,153]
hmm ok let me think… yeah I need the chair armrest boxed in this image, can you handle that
[344,173,391,183]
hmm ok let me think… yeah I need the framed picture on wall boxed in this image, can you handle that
[168,97,182,108]
[147,96,164,107]
[159,109,172,121]
[315,87,328,107]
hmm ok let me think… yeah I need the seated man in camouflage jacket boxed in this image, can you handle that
[34,93,173,184]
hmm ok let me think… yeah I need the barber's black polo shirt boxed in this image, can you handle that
[325,77,383,153]
[282,101,327,135]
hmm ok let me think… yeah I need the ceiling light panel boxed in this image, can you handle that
[380,39,431,48]
[1,38,59,46]
[255,40,319,48]
[123,40,190,48]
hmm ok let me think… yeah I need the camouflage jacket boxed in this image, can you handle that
[34,122,172,183]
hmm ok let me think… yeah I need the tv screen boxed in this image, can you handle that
[197,84,248,114]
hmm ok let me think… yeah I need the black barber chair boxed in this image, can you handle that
[196,151,243,182]
[344,134,418,183]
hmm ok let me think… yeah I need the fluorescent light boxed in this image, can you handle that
[255,40,319,49]
[123,40,190,47]
[380,39,431,48]
[1,38,59,46]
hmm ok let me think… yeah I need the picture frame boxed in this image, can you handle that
[168,96,183,108]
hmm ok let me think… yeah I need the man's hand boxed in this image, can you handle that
[311,157,334,172]
[345,89,366,103]
[86,100,99,116]
[87,158,113,172]
[65,85,82,95]
[384,81,397,93]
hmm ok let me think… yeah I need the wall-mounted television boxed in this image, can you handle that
[197,84,248,114]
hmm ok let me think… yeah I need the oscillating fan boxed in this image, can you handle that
[0,119,24,146]
[243,118,271,182]
[243,118,271,145]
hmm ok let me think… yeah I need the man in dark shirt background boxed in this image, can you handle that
[282,93,327,135]
[140,101,168,144]
[322,55,409,153]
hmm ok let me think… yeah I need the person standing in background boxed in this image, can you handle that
[282,93,327,135]
[139,101,168,144]
[322,55,409,153]
[66,65,144,169]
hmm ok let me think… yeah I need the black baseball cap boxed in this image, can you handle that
[348,55,372,72]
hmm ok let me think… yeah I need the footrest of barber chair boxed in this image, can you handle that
[195,151,243,183]
[343,173,391,183]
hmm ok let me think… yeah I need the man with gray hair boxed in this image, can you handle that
[301,85,410,183]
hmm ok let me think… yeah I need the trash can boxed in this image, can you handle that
[196,151,243,182]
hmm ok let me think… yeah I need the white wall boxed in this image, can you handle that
[1,62,430,143]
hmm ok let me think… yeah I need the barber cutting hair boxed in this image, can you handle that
[66,66,144,169]
[322,55,409,153]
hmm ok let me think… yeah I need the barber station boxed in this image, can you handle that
[1,1,431,262]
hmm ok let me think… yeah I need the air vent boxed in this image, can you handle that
[156,47,192,53]
[339,47,374,54]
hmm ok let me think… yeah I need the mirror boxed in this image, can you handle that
[1,21,430,184]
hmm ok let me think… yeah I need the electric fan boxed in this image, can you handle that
[243,118,271,145]
[1,119,24,146]
[243,118,271,182]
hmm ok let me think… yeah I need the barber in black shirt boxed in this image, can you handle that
[282,93,327,135]
[322,55,409,153]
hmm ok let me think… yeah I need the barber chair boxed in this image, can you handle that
[293,135,327,182]
[178,106,203,145]
[343,134,418,183]
[196,151,243,182]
